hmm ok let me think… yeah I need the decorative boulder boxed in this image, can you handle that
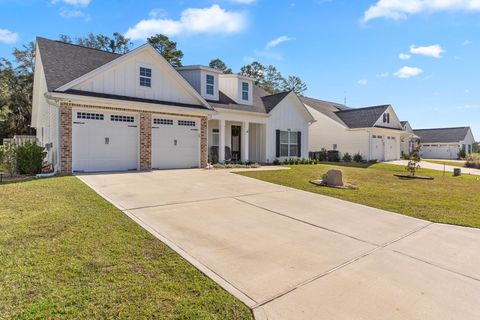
[310,169,357,189]
[324,169,344,187]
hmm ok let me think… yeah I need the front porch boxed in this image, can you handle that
[208,118,266,164]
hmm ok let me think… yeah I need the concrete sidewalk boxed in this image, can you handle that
[78,169,480,320]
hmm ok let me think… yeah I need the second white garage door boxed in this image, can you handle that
[385,136,398,161]
[151,117,200,169]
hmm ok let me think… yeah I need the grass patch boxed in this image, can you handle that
[0,176,252,320]
[238,163,480,228]
[424,160,465,167]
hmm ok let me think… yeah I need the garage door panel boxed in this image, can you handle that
[72,110,138,172]
[152,117,199,169]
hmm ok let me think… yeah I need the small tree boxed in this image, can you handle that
[406,146,422,176]
[457,146,467,159]
[0,143,17,176]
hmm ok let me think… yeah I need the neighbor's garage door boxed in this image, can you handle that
[385,136,398,161]
[421,144,458,159]
[371,135,384,161]
[72,110,138,172]
[151,117,199,169]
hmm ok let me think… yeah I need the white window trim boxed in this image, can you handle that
[280,130,299,157]
[138,64,153,89]
[206,74,215,96]
[241,82,249,101]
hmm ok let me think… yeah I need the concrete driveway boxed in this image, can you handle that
[78,169,480,320]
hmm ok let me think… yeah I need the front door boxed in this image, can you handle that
[231,125,241,162]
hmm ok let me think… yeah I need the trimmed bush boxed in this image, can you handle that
[458,147,467,160]
[273,159,280,165]
[342,152,352,162]
[15,141,46,175]
[353,152,363,163]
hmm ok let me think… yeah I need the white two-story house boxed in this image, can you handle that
[31,37,314,173]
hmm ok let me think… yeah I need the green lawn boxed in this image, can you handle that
[0,177,252,320]
[238,163,480,228]
[424,159,466,167]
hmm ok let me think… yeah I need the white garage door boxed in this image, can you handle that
[421,144,458,159]
[385,136,398,161]
[371,135,384,161]
[151,117,199,169]
[72,110,138,172]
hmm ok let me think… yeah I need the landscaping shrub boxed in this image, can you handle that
[458,147,467,160]
[273,159,281,165]
[15,141,46,175]
[465,154,480,169]
[353,152,363,163]
[327,150,340,162]
[0,143,17,176]
[342,152,352,162]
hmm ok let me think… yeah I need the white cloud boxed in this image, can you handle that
[357,79,368,85]
[399,53,411,60]
[363,0,480,22]
[457,104,480,109]
[125,5,247,40]
[463,39,473,46]
[229,0,256,3]
[266,35,293,49]
[59,8,84,18]
[410,44,444,58]
[0,29,19,44]
[376,72,389,78]
[52,0,91,7]
[149,8,167,19]
[394,66,423,78]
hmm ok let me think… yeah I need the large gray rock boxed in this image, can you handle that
[325,169,344,187]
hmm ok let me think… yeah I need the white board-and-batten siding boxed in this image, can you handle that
[72,50,199,106]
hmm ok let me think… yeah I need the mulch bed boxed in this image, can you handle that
[394,174,434,180]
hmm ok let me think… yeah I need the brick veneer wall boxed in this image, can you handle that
[200,116,208,168]
[59,102,209,173]
[139,112,152,170]
[60,103,72,173]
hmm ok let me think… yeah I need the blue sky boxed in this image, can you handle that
[1,0,479,138]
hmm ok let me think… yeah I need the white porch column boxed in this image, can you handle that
[242,121,249,162]
[219,119,225,163]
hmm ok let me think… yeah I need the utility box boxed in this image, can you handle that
[453,168,461,176]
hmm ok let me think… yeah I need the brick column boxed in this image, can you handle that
[200,116,208,168]
[139,112,152,170]
[60,104,72,173]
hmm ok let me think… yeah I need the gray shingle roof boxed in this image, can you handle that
[207,86,290,114]
[300,96,350,126]
[335,105,390,129]
[37,37,120,92]
[400,121,408,127]
[301,96,393,129]
[413,127,471,143]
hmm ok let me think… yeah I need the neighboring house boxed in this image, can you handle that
[413,127,476,159]
[400,121,420,156]
[31,37,314,173]
[301,97,405,161]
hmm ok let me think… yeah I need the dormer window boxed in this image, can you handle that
[242,82,249,101]
[383,113,390,123]
[206,74,214,95]
[140,67,152,87]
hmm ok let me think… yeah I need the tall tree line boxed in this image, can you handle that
[0,32,307,142]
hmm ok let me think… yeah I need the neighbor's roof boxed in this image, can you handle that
[300,96,350,126]
[413,127,471,143]
[207,86,291,114]
[400,121,408,127]
[36,37,120,92]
